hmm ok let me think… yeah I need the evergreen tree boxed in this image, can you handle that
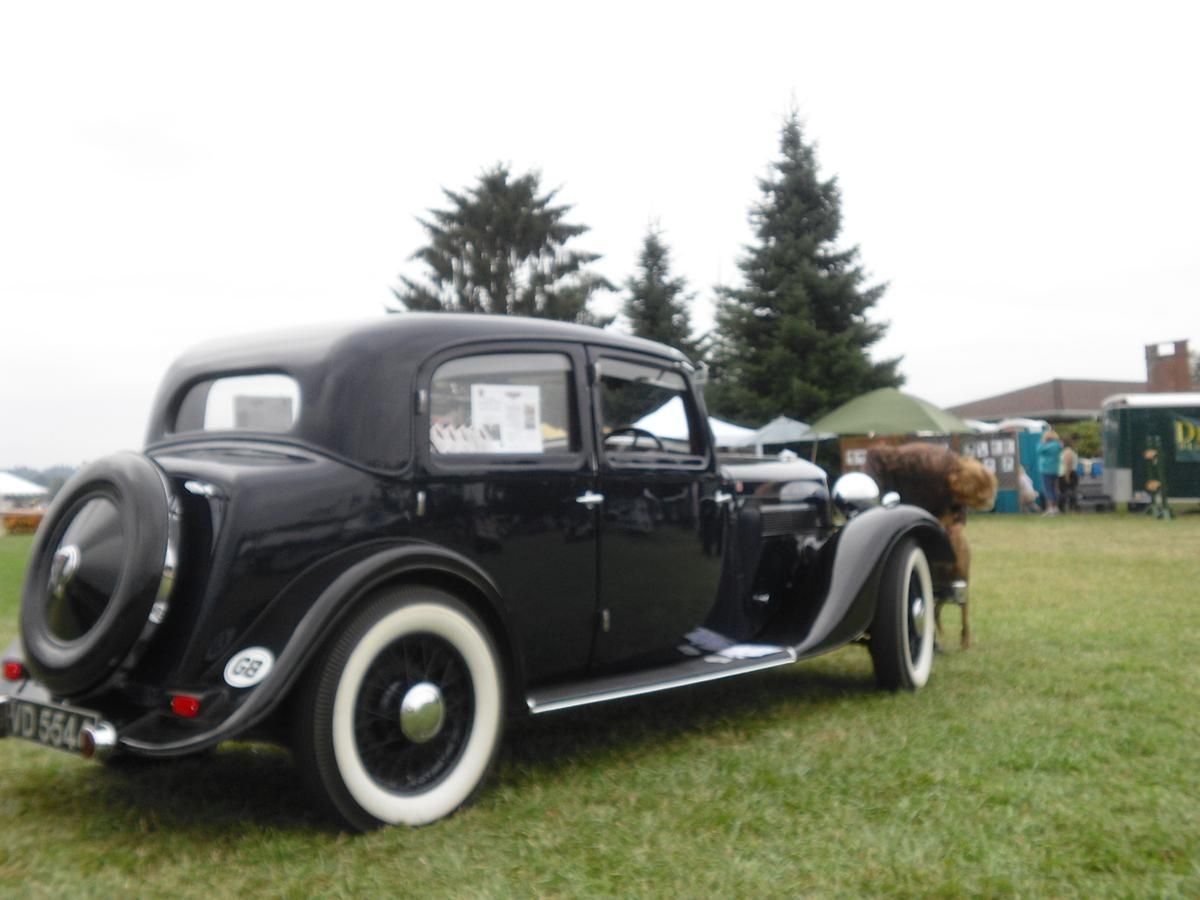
[707,114,902,424]
[623,227,698,357]
[392,165,612,324]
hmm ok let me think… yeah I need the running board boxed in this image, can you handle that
[526,645,798,714]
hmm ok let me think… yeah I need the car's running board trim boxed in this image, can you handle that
[526,646,798,714]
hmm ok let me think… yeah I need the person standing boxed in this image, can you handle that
[1038,430,1063,515]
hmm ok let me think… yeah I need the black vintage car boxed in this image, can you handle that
[2,314,957,830]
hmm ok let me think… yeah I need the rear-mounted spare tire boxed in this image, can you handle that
[20,451,180,698]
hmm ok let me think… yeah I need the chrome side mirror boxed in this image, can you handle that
[832,472,880,516]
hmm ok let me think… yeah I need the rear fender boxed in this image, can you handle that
[119,544,521,756]
[253,543,521,696]
[793,505,953,657]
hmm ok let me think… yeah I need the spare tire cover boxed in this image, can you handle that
[20,451,178,698]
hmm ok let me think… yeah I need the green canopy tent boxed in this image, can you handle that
[811,388,974,436]
[808,389,1028,511]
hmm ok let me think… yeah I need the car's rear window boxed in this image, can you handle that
[174,373,301,434]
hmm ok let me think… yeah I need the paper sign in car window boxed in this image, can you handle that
[470,384,543,453]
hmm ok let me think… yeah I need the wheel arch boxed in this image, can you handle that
[280,547,526,714]
[793,505,954,657]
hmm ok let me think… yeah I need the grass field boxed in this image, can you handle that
[2,514,1198,897]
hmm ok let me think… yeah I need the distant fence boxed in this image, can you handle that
[1,511,43,535]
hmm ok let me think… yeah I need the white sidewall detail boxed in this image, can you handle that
[903,548,935,688]
[331,602,501,826]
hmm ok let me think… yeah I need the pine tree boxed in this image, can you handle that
[623,227,698,357]
[706,114,902,424]
[392,165,612,324]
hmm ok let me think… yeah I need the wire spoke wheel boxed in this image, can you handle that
[296,586,504,831]
[352,633,474,793]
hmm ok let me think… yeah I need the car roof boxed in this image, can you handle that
[170,314,689,372]
[145,314,692,472]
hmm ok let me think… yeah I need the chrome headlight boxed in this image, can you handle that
[832,472,880,516]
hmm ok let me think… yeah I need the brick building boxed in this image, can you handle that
[948,340,1194,423]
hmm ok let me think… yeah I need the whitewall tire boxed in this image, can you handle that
[869,538,935,691]
[296,586,504,830]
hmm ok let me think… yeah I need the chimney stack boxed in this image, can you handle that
[1145,340,1191,392]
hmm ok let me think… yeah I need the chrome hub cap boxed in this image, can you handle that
[48,545,81,600]
[399,681,446,744]
[911,594,927,631]
[907,569,930,662]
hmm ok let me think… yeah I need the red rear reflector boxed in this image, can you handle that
[3,660,27,682]
[170,695,201,718]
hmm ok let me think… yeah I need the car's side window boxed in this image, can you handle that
[429,353,578,456]
[597,358,703,458]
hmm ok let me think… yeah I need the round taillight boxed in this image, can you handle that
[2,660,27,682]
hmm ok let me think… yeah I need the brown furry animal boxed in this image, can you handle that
[865,442,997,649]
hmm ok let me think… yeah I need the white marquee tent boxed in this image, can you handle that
[632,396,758,448]
[0,471,49,499]
[745,415,833,455]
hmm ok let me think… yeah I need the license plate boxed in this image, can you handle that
[4,698,99,754]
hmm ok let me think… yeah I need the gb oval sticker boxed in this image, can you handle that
[224,647,275,688]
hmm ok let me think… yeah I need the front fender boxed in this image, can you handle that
[793,504,953,658]
[119,542,520,756]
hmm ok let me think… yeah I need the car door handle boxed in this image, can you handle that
[714,491,734,506]
[576,491,605,509]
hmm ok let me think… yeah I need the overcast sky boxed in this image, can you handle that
[2,2,1197,469]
